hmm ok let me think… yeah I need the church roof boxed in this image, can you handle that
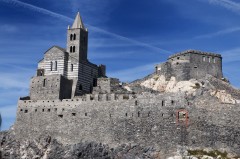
[72,12,85,30]
[44,46,66,54]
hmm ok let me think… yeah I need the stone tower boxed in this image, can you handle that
[67,12,88,61]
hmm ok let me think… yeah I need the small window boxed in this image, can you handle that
[55,61,57,71]
[58,115,63,118]
[79,84,82,90]
[73,34,76,40]
[85,113,87,116]
[125,113,128,117]
[177,57,180,60]
[48,109,50,112]
[43,79,46,87]
[42,109,44,112]
[70,34,73,41]
[24,110,28,113]
[148,112,150,117]
[138,112,140,117]
[178,111,187,121]
[171,100,174,105]
[35,109,37,112]
[70,46,73,53]
[55,108,57,112]
[162,100,165,106]
[135,100,138,106]
[194,66,198,68]
[72,113,76,116]
[71,64,74,72]
[50,61,53,71]
[203,56,205,62]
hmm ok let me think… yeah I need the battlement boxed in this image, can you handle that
[168,50,222,59]
[19,93,136,104]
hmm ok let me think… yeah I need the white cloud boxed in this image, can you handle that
[208,0,240,14]
[194,27,240,39]
[108,62,160,82]
[221,47,240,62]
[0,24,18,33]
[0,0,171,54]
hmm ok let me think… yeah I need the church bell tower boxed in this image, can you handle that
[67,12,88,61]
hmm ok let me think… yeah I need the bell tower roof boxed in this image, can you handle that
[72,12,85,30]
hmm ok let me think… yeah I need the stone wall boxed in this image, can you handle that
[30,75,72,100]
[156,50,223,81]
[14,91,240,155]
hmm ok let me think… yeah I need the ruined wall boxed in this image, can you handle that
[156,51,223,81]
[14,92,240,155]
[189,53,222,80]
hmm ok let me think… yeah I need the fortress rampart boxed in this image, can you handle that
[14,92,240,155]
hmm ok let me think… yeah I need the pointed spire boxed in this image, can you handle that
[72,12,85,29]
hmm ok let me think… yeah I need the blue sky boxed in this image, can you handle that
[0,0,240,130]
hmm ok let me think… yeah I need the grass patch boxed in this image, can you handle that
[188,149,229,159]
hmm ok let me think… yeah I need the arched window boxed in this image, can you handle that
[73,34,76,40]
[73,46,75,52]
[55,61,57,71]
[70,46,73,53]
[79,84,82,90]
[50,61,53,71]
[71,64,74,72]
[70,34,73,41]
[43,79,46,87]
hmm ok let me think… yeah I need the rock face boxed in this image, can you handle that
[132,74,240,104]
[0,131,167,159]
[1,131,239,159]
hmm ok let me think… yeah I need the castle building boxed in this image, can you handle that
[30,12,106,100]
[155,50,223,81]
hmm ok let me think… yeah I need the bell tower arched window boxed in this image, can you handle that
[70,34,73,41]
[70,46,73,53]
[73,34,76,40]
[73,46,75,52]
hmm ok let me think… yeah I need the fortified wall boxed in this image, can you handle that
[15,91,240,155]
[12,12,240,157]
[156,50,223,81]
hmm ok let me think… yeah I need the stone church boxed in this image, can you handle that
[30,12,106,100]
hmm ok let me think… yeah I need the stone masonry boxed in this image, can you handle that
[11,12,240,157]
